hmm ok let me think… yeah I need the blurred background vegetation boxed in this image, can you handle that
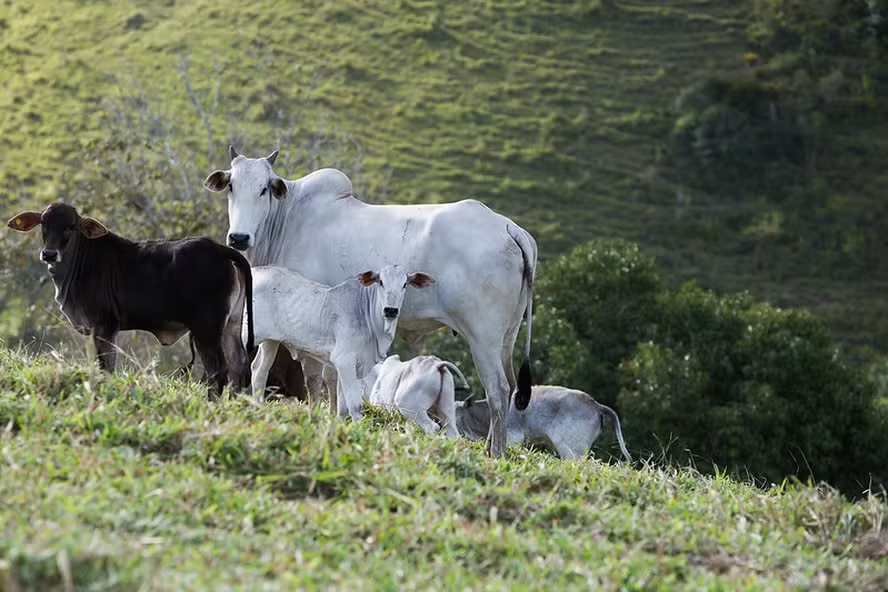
[1,0,886,497]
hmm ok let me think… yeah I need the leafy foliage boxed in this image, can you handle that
[537,239,661,406]
[619,283,884,496]
[527,240,886,497]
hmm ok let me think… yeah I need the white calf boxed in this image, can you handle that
[455,385,633,461]
[246,264,435,418]
[366,354,469,437]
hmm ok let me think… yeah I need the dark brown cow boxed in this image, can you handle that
[7,203,254,396]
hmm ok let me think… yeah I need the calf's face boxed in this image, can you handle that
[358,265,435,333]
[8,203,109,266]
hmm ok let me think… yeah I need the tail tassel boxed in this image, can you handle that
[514,358,532,410]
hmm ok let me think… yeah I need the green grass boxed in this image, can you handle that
[1,348,886,590]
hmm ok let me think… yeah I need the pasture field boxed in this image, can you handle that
[1,348,886,590]
[2,0,888,352]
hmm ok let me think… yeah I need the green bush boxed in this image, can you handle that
[536,239,661,406]
[750,0,888,57]
[669,75,809,198]
[618,281,884,496]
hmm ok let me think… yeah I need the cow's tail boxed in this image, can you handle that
[223,247,255,352]
[437,361,470,391]
[507,225,536,411]
[187,333,196,369]
[599,404,633,463]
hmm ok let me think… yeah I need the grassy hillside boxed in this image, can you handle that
[1,0,886,351]
[0,349,886,589]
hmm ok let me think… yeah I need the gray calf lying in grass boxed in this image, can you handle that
[455,385,633,461]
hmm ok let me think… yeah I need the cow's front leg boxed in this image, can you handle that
[251,340,279,403]
[331,350,362,420]
[92,328,119,373]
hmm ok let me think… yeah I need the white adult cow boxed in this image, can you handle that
[204,146,537,457]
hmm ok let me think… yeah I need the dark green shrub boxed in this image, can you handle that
[618,281,884,496]
[669,75,809,197]
[537,239,661,405]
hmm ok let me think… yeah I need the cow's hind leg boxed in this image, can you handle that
[408,410,441,435]
[434,388,460,438]
[193,330,228,399]
[548,432,586,461]
[222,317,249,391]
[251,340,279,403]
[300,355,327,404]
[467,338,512,458]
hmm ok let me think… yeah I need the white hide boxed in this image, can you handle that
[366,354,469,437]
[245,264,434,418]
[454,385,633,462]
[205,150,537,458]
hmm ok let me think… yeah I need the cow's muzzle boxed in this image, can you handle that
[41,249,59,263]
[383,307,399,320]
[227,233,250,251]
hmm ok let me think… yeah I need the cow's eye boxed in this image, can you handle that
[228,182,233,192]
[378,280,384,288]
[403,282,408,288]
[260,187,268,197]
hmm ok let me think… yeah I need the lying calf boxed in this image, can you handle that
[247,264,435,418]
[455,385,633,461]
[365,354,469,437]
[7,203,253,396]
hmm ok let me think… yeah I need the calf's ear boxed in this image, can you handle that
[357,271,379,286]
[407,272,436,288]
[7,211,42,232]
[79,217,109,239]
[203,170,231,192]
[269,177,288,199]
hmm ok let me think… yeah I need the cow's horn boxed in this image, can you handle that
[266,150,279,165]
[229,145,240,161]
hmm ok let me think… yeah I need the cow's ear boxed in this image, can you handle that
[7,211,42,232]
[265,149,279,165]
[203,170,231,192]
[358,271,378,286]
[407,272,436,289]
[79,217,109,239]
[269,177,288,200]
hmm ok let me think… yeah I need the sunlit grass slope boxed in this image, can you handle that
[0,349,886,589]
